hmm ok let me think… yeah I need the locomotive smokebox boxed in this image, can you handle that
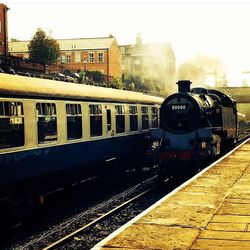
[177,80,192,93]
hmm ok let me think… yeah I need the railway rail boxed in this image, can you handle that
[42,181,162,250]
[236,130,250,148]
[11,174,163,250]
[39,169,204,249]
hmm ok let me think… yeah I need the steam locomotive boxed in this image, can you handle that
[148,80,238,174]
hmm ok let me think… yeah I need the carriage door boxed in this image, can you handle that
[106,105,113,136]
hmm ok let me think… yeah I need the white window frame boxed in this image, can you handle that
[89,52,94,63]
[98,52,104,63]
[65,54,71,63]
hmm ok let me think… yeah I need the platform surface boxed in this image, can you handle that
[92,139,250,250]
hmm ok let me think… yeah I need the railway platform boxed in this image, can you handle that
[92,138,250,250]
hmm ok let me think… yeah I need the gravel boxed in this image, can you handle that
[6,173,159,250]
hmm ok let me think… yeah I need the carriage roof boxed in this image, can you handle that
[0,74,164,105]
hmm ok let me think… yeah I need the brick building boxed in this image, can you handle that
[120,34,176,94]
[0,3,8,55]
[8,36,122,83]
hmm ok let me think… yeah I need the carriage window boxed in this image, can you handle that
[141,106,149,130]
[36,103,57,144]
[152,107,159,128]
[0,101,24,149]
[66,104,82,140]
[129,106,138,132]
[89,104,102,137]
[115,105,125,134]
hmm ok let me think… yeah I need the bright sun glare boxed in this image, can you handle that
[5,1,250,87]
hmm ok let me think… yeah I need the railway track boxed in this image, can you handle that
[40,163,207,250]
[39,170,201,249]
[42,180,164,250]
[237,131,250,146]
[11,174,166,250]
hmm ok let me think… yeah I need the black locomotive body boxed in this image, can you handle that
[148,80,238,168]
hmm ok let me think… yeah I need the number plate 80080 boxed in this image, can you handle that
[171,104,187,110]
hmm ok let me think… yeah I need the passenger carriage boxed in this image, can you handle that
[0,73,163,215]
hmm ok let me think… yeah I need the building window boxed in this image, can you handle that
[65,54,71,63]
[81,55,87,63]
[36,103,57,144]
[0,101,24,149]
[115,105,125,134]
[66,104,82,140]
[151,107,159,128]
[129,106,138,132]
[141,106,149,130]
[89,104,102,137]
[75,53,81,63]
[98,52,104,62]
[61,55,66,63]
[89,52,94,63]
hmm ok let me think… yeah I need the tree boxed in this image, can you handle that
[90,70,103,83]
[78,70,86,84]
[127,82,135,91]
[110,77,124,89]
[28,28,60,66]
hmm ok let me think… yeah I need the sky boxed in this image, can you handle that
[4,0,250,86]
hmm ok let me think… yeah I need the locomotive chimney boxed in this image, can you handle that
[177,80,192,93]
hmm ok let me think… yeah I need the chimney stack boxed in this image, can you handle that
[177,80,192,93]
